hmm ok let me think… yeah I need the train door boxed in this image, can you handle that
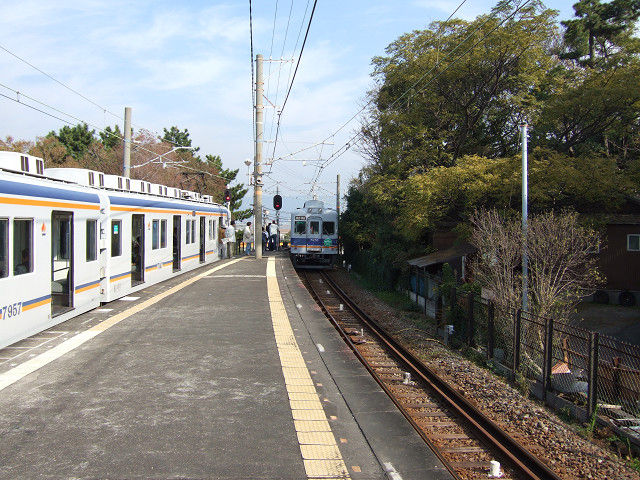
[172,215,181,272]
[131,214,144,285]
[199,217,205,263]
[307,216,322,253]
[51,211,73,316]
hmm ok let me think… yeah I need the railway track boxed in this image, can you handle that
[300,269,562,480]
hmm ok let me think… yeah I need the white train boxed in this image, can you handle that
[290,199,338,268]
[0,151,230,349]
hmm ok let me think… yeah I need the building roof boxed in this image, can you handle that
[407,243,476,268]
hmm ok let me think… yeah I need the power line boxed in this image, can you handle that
[309,0,533,187]
[268,0,318,171]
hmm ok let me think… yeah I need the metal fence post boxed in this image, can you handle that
[421,269,427,315]
[450,287,457,326]
[613,357,622,403]
[513,309,522,379]
[487,301,495,360]
[587,331,599,419]
[467,292,475,347]
[542,316,554,403]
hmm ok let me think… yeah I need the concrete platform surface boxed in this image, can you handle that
[0,252,451,479]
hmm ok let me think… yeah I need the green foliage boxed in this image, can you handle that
[161,126,199,152]
[48,123,95,160]
[561,0,640,68]
[99,125,122,149]
[204,154,248,218]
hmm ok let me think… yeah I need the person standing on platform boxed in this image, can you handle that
[268,221,278,251]
[218,223,226,259]
[262,227,268,252]
[226,220,236,258]
[243,221,253,255]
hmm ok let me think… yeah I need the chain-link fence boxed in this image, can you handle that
[406,268,640,440]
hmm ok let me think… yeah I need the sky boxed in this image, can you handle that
[0,0,574,220]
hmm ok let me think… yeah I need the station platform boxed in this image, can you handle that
[0,252,451,479]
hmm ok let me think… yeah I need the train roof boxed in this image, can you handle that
[295,199,336,215]
[0,151,222,206]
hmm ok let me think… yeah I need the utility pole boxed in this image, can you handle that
[336,174,341,255]
[254,54,264,259]
[276,184,280,251]
[521,123,528,312]
[123,106,132,177]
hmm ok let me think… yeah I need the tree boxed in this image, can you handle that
[99,125,123,150]
[470,208,601,320]
[161,126,200,152]
[29,136,71,166]
[48,123,95,160]
[360,1,560,174]
[561,0,640,68]
[205,154,250,220]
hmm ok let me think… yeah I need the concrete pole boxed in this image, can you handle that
[254,54,264,259]
[521,123,528,312]
[123,107,132,177]
[336,174,341,255]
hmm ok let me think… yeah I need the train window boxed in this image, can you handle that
[126,179,131,190]
[322,222,335,235]
[160,220,167,248]
[309,221,320,235]
[99,174,104,186]
[191,219,195,243]
[36,160,44,175]
[13,219,33,275]
[88,172,95,186]
[111,220,121,257]
[0,219,7,278]
[117,177,123,189]
[86,220,97,261]
[20,156,29,172]
[186,220,192,244]
[295,221,306,235]
[208,219,214,240]
[152,220,159,250]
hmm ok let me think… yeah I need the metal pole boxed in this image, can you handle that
[521,123,528,312]
[254,54,264,259]
[276,185,280,251]
[123,107,132,177]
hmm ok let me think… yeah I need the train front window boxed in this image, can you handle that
[13,219,33,275]
[0,219,7,278]
[322,222,335,235]
[309,221,320,235]
[295,221,306,235]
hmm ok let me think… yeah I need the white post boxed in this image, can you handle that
[254,54,264,259]
[521,123,528,312]
[123,107,132,177]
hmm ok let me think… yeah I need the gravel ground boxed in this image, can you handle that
[329,270,640,480]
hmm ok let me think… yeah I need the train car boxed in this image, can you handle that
[290,199,338,268]
[0,151,229,349]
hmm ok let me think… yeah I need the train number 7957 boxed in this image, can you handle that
[0,302,22,320]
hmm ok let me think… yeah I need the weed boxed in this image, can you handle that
[514,370,530,397]
[559,406,574,424]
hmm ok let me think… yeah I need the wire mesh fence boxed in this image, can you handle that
[406,268,640,436]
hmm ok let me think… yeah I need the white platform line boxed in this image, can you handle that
[0,259,242,392]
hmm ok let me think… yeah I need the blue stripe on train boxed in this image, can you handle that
[109,196,227,214]
[0,179,100,204]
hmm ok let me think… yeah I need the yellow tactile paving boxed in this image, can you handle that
[266,258,350,479]
[289,392,321,401]
[287,384,317,393]
[292,409,328,421]
[300,445,343,460]
[297,431,338,445]
[303,459,350,478]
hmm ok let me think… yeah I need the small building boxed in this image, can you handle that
[598,214,640,305]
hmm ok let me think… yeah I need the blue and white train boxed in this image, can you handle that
[0,151,230,349]
[290,199,338,268]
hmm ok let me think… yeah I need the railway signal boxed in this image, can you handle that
[273,194,282,210]
[224,189,231,203]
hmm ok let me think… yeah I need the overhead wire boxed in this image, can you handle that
[308,0,533,187]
